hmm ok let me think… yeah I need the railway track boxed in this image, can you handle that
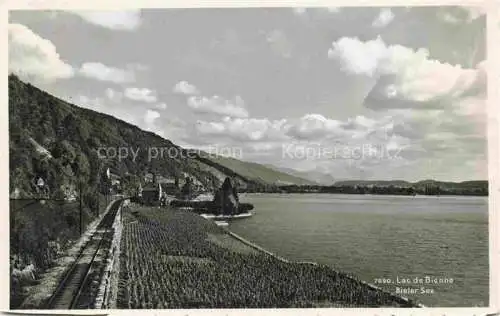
[45,199,123,309]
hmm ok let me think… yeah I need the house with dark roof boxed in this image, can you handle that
[140,183,162,206]
[162,182,179,196]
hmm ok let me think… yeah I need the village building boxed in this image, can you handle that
[140,183,162,206]
[144,172,155,183]
[105,168,122,194]
[138,172,182,205]
[109,173,121,186]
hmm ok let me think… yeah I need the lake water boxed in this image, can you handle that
[231,193,489,307]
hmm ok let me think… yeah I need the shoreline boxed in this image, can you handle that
[221,224,425,308]
[116,203,429,308]
[239,192,487,198]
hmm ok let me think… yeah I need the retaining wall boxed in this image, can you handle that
[95,200,124,309]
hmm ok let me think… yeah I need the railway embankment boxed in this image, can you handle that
[95,200,125,308]
[18,200,121,309]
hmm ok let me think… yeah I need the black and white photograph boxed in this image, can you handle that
[6,3,495,311]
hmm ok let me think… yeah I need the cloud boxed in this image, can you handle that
[105,87,123,102]
[364,59,483,111]
[144,109,160,126]
[325,7,341,13]
[292,7,341,15]
[187,95,249,118]
[286,114,395,142]
[107,88,167,113]
[385,106,485,159]
[74,95,102,111]
[68,10,141,30]
[8,23,74,83]
[266,29,293,58]
[193,113,394,145]
[286,114,342,140]
[438,12,462,24]
[341,115,379,132]
[329,36,484,106]
[79,62,135,83]
[437,7,486,24]
[372,8,395,28]
[464,6,486,21]
[173,80,199,95]
[328,36,389,77]
[124,87,157,103]
[191,115,416,178]
[181,103,486,181]
[292,7,307,15]
[128,63,149,72]
[155,103,168,110]
[196,117,288,142]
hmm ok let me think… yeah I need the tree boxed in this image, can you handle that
[180,177,193,199]
[51,140,76,166]
[83,189,100,214]
[71,154,90,178]
[99,169,112,195]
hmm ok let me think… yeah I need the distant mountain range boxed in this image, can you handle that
[263,165,336,185]
[333,179,488,189]
[264,164,487,189]
[202,155,316,186]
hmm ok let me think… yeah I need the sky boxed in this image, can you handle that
[8,6,487,182]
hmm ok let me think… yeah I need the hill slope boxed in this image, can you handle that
[202,155,316,186]
[8,75,311,197]
[263,164,339,185]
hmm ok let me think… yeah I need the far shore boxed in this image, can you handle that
[238,191,488,198]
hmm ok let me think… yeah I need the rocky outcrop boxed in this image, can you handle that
[180,177,194,200]
[170,177,254,215]
[213,178,239,215]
